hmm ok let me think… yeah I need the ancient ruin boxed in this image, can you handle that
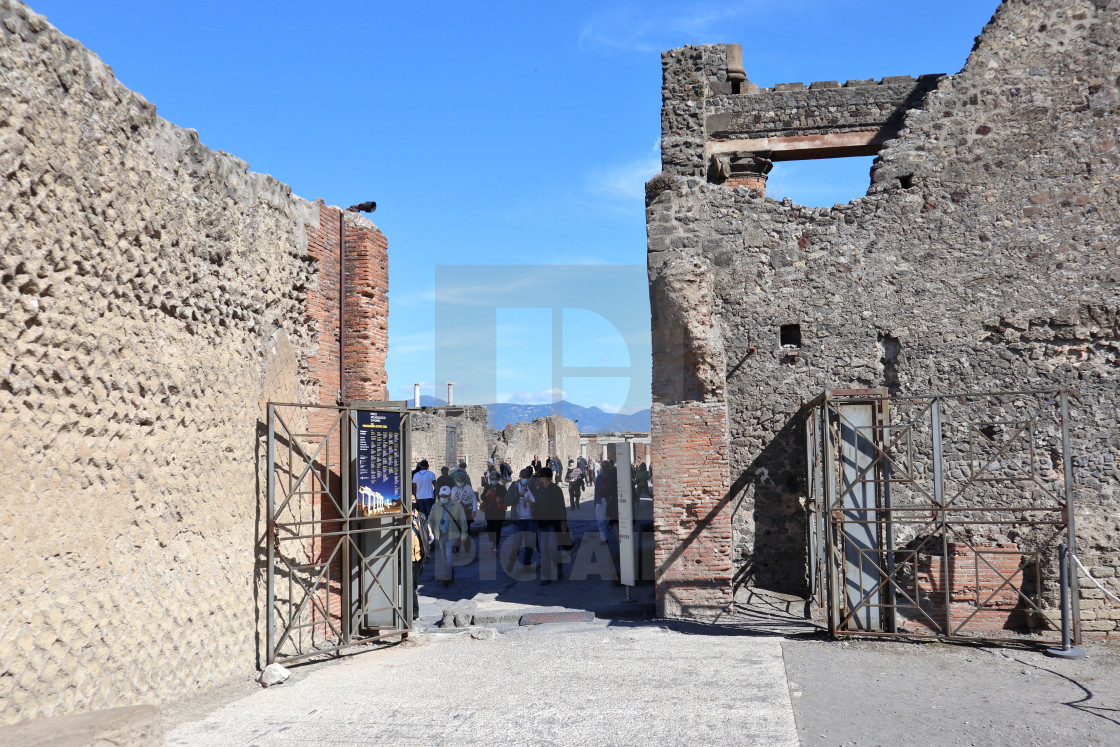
[409,405,580,475]
[648,0,1119,633]
[0,0,393,724]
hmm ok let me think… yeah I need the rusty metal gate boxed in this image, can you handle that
[804,388,1080,644]
[265,401,413,665]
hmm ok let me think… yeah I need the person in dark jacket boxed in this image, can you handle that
[480,470,508,555]
[594,459,617,543]
[531,467,568,585]
[434,466,455,494]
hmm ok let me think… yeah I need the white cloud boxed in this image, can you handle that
[586,154,662,201]
[578,2,785,55]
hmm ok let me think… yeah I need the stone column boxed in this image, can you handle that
[711,151,773,195]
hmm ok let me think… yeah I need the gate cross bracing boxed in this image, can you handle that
[803,388,1080,645]
[265,402,413,665]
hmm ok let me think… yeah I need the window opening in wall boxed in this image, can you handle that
[766,156,876,207]
[780,324,802,348]
[898,174,914,189]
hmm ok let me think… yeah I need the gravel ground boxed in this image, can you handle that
[784,636,1120,746]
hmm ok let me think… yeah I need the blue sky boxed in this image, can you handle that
[32,1,999,412]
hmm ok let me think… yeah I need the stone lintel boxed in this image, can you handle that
[706,129,894,162]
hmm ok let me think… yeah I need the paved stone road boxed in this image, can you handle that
[167,622,799,746]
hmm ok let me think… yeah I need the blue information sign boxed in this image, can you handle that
[355,410,403,516]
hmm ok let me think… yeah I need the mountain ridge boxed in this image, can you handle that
[418,396,650,433]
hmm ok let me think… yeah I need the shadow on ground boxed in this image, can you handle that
[414,496,656,627]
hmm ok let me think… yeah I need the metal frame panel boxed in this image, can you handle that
[803,389,1080,645]
[265,402,412,666]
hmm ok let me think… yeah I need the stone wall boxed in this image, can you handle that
[409,407,492,477]
[706,77,942,153]
[0,0,389,725]
[406,408,580,483]
[648,0,1120,630]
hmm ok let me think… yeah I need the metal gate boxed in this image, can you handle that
[804,388,1080,644]
[265,401,413,665]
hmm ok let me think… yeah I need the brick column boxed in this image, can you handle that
[342,211,389,402]
[301,203,390,637]
[652,401,733,617]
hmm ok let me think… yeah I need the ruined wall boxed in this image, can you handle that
[490,415,581,475]
[407,410,581,483]
[0,0,389,724]
[648,0,1120,628]
[546,415,581,467]
[409,407,492,477]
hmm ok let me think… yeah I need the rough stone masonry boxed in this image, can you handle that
[647,0,1120,625]
[0,0,390,726]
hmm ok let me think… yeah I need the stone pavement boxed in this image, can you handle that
[164,493,805,746]
[414,495,656,629]
[166,621,799,746]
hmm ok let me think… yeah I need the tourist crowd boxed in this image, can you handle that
[407,454,652,609]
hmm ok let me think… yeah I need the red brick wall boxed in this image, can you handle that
[897,543,1034,634]
[652,401,734,617]
[343,212,389,402]
[302,203,390,637]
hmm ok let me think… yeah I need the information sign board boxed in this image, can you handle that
[355,410,404,516]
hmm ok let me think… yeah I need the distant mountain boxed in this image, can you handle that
[415,396,650,432]
[486,401,650,433]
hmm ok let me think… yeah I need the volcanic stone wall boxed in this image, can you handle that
[705,76,942,143]
[0,0,389,725]
[648,0,1120,628]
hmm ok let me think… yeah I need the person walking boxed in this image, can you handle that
[508,467,537,568]
[549,454,562,479]
[576,455,588,488]
[409,502,431,619]
[411,460,436,518]
[594,459,617,543]
[635,461,650,498]
[531,455,542,472]
[450,469,477,556]
[565,461,583,510]
[585,457,597,491]
[434,466,454,495]
[499,457,513,485]
[427,486,466,586]
[532,467,568,586]
[455,461,473,486]
[480,470,508,556]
